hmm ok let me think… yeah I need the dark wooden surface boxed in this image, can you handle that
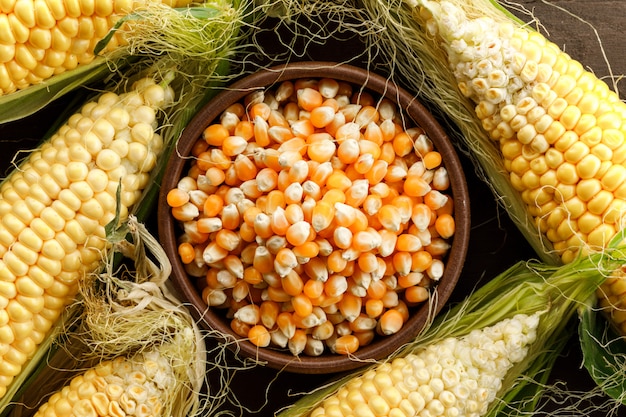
[2,1,626,416]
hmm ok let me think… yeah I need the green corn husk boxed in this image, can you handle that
[0,55,131,125]
[0,0,252,412]
[276,237,626,417]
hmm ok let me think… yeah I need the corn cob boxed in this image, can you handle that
[31,349,175,417]
[408,0,626,333]
[0,0,192,95]
[0,75,174,399]
[308,313,539,417]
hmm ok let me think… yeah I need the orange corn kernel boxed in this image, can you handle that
[268,109,290,128]
[337,138,360,165]
[411,202,432,231]
[310,105,336,128]
[422,151,442,169]
[411,250,433,273]
[332,334,360,355]
[220,203,241,230]
[396,234,423,252]
[309,161,333,187]
[284,203,305,224]
[279,269,303,296]
[311,200,335,232]
[326,170,352,191]
[339,293,362,322]
[230,318,251,338]
[234,154,258,182]
[265,189,286,214]
[324,274,348,298]
[303,278,325,300]
[327,249,348,273]
[404,285,430,304]
[253,115,271,147]
[318,78,340,98]
[357,252,379,274]
[286,220,312,247]
[333,226,353,250]
[364,160,389,185]
[292,241,320,259]
[424,190,449,210]
[364,121,384,145]
[312,320,335,341]
[303,257,329,282]
[288,329,308,356]
[292,293,314,318]
[365,299,385,318]
[248,325,271,347]
[249,102,271,120]
[432,166,450,190]
[177,242,195,264]
[203,123,230,147]
[252,245,274,274]
[221,135,248,157]
[392,251,412,277]
[166,188,189,208]
[377,204,402,233]
[223,255,244,279]
[266,286,292,303]
[269,207,290,236]
[288,159,310,184]
[377,309,404,336]
[277,312,297,339]
[427,258,445,281]
[349,314,377,332]
[398,271,424,289]
[215,229,241,251]
[235,120,255,141]
[392,131,414,157]
[260,300,280,329]
[352,229,381,252]
[243,266,264,285]
[202,194,224,217]
[435,213,456,239]
[297,87,324,112]
[307,137,337,164]
[403,174,432,198]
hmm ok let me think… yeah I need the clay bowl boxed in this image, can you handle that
[157,61,470,374]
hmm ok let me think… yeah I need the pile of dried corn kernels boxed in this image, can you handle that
[166,77,456,356]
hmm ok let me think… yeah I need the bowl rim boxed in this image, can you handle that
[157,61,471,374]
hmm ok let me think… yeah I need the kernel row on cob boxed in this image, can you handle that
[166,75,458,357]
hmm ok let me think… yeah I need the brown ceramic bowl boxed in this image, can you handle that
[157,61,470,374]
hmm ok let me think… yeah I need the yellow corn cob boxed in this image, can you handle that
[0,75,174,398]
[32,350,174,417]
[413,0,626,333]
[0,0,192,95]
[308,313,539,417]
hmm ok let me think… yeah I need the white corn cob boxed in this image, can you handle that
[32,349,174,417]
[309,313,540,417]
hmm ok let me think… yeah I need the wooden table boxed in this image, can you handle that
[1,1,626,416]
